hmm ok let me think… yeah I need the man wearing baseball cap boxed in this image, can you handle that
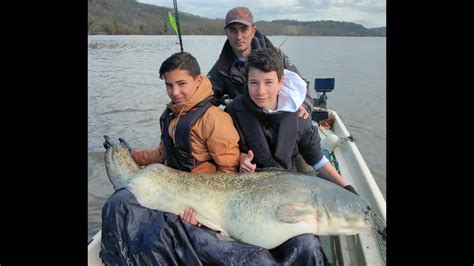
[208,7,313,119]
[224,6,254,28]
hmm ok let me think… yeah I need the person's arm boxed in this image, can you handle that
[202,108,240,173]
[314,161,349,187]
[224,103,255,173]
[131,141,166,166]
[298,118,358,195]
[312,159,359,195]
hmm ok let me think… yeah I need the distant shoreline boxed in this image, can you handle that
[88,0,386,37]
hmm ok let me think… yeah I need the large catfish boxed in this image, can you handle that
[103,136,373,249]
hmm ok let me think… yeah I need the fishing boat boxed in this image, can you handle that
[310,78,386,265]
[87,78,386,265]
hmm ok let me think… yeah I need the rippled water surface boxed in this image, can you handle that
[88,35,386,240]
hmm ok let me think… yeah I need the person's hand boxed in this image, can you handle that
[239,151,256,173]
[344,185,359,196]
[180,208,201,227]
[298,105,310,120]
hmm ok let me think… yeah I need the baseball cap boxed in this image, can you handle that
[224,7,254,29]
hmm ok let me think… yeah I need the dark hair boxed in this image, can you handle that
[159,52,201,79]
[245,48,284,81]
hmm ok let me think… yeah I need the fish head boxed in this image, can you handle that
[341,204,374,231]
[316,190,374,235]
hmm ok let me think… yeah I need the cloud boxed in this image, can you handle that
[137,0,386,28]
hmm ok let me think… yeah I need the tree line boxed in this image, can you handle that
[88,0,386,36]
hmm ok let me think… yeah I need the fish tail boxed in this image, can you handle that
[104,136,140,190]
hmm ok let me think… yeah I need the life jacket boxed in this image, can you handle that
[226,95,299,170]
[160,96,216,171]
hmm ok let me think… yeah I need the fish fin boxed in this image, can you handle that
[195,216,228,235]
[216,232,234,242]
[196,217,233,241]
[276,203,316,223]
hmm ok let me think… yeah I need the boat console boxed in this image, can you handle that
[312,78,335,122]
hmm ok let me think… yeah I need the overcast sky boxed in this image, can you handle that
[137,0,386,28]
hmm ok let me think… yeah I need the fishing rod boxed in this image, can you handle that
[278,36,290,48]
[172,0,184,52]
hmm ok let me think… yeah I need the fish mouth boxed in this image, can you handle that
[364,207,374,226]
[364,206,387,231]
[364,216,373,226]
[365,206,387,242]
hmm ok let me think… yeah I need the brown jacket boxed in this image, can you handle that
[132,76,240,173]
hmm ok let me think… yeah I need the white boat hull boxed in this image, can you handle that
[88,230,103,266]
[320,110,386,265]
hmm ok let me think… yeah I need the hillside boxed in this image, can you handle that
[88,0,386,36]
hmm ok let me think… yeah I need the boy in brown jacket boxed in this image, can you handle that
[131,52,240,173]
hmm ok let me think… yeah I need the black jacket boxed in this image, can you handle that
[225,91,323,170]
[208,30,313,112]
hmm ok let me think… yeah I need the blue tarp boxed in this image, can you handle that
[100,189,327,265]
